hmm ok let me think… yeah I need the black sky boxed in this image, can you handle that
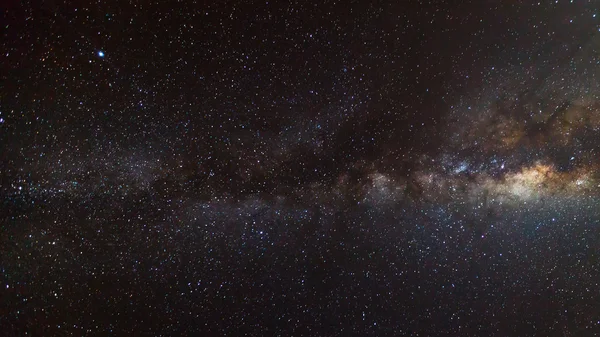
[3,1,600,336]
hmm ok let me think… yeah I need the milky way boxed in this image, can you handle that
[3,1,600,336]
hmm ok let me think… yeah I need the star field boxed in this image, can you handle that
[3,1,600,336]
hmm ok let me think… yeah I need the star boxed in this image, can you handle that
[97,50,105,58]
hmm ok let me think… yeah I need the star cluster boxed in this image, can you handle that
[3,1,600,336]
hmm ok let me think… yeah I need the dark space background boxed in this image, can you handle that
[3,1,600,336]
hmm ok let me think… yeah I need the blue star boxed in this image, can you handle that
[98,51,105,58]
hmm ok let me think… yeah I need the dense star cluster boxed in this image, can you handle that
[3,1,600,336]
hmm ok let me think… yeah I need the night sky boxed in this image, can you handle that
[3,1,600,336]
